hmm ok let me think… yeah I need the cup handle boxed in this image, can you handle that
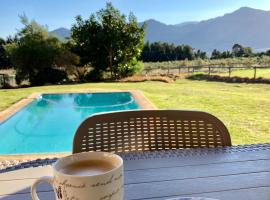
[31,176,53,200]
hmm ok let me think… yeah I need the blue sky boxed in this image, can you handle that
[1,0,270,38]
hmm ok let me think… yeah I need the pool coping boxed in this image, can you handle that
[0,89,156,160]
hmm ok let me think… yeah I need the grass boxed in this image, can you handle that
[216,68,270,79]
[143,56,270,70]
[1,80,270,145]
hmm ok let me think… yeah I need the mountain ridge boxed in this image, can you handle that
[49,7,270,52]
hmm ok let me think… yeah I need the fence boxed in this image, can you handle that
[143,65,270,79]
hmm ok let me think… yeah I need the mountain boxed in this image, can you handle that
[49,28,70,40]
[143,7,270,52]
[174,21,198,27]
[139,19,179,42]
[50,7,270,52]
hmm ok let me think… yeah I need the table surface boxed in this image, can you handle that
[1,144,270,200]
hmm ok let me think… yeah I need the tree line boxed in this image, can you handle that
[140,42,207,62]
[139,42,270,62]
[3,36,263,71]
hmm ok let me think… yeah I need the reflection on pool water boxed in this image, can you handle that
[0,92,139,154]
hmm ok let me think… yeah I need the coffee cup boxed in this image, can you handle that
[31,152,124,200]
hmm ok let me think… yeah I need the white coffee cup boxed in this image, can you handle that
[31,152,124,200]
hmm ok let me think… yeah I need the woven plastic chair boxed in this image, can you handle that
[73,110,231,154]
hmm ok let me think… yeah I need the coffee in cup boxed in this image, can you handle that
[59,160,116,176]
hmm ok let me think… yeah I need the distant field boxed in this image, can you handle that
[215,68,270,79]
[143,65,270,79]
[1,80,270,145]
[143,58,270,79]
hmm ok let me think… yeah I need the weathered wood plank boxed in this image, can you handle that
[123,149,270,170]
[124,172,270,199]
[124,159,270,184]
[148,186,270,200]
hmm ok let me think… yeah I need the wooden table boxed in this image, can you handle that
[1,144,270,200]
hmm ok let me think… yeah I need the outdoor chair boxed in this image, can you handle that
[73,110,231,154]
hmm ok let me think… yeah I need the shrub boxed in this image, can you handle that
[119,75,172,83]
[116,60,144,78]
[30,67,67,86]
[85,69,104,82]
[186,72,205,80]
[66,65,91,82]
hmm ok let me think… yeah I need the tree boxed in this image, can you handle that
[211,49,222,59]
[140,41,151,62]
[5,15,78,85]
[0,38,11,69]
[195,49,207,59]
[140,42,199,62]
[266,50,270,56]
[242,47,253,57]
[221,51,232,59]
[232,44,253,57]
[182,45,194,60]
[71,3,145,79]
[232,44,244,57]
[54,41,80,72]
[5,16,56,84]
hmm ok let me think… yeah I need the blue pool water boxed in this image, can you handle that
[0,92,139,154]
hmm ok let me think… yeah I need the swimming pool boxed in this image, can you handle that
[0,92,140,154]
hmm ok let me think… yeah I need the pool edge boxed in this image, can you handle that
[130,90,157,109]
[0,93,39,124]
[0,90,156,124]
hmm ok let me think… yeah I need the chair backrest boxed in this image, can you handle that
[73,110,231,154]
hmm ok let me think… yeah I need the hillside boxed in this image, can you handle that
[49,28,70,40]
[50,7,270,52]
[143,7,270,52]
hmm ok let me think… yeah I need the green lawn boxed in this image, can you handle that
[215,68,270,79]
[1,80,270,145]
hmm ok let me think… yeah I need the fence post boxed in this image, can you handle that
[167,66,170,75]
[254,67,257,79]
[208,66,211,75]
[178,66,181,74]
[145,68,151,76]
[228,67,232,77]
